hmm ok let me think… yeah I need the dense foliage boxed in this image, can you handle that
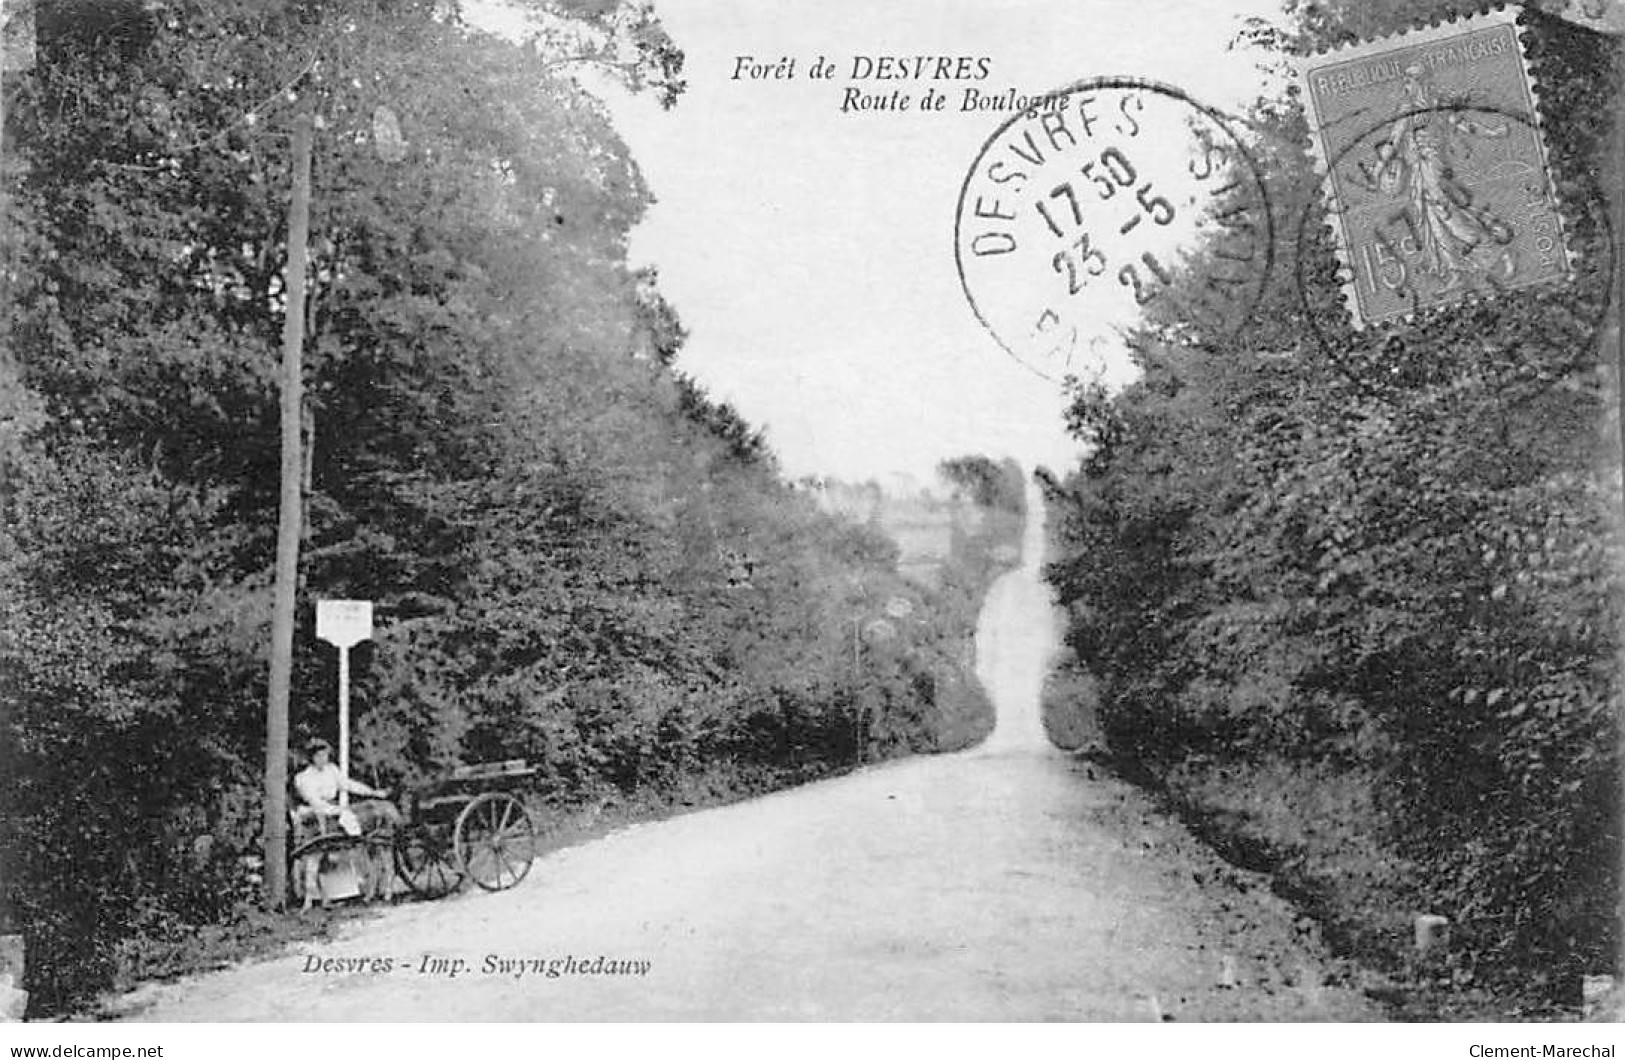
[1045,1,1621,999]
[939,455,1027,518]
[0,0,1000,1014]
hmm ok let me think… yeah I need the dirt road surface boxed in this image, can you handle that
[110,481,1380,1021]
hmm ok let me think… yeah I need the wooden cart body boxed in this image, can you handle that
[391,758,538,899]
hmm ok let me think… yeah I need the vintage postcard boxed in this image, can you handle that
[1,0,1621,1043]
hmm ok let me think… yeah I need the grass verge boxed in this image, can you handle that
[1040,655,1596,1022]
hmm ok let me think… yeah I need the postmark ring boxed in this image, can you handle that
[954,76,1276,382]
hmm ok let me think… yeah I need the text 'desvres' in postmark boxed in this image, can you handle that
[955,79,1273,380]
[1297,9,1569,328]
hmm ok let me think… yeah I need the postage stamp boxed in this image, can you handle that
[1297,8,1570,329]
[955,78,1274,380]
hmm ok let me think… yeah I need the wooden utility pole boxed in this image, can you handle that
[0,0,31,155]
[264,113,313,909]
[1609,33,1625,965]
[1,0,8,159]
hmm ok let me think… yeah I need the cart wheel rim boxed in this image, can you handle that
[455,793,536,891]
[394,827,463,898]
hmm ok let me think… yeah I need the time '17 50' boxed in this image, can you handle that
[1035,146,1177,305]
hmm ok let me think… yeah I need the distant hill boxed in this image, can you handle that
[796,463,1017,587]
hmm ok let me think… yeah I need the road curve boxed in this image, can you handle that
[110,479,1379,1021]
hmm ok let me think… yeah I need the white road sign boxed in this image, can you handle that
[316,599,373,648]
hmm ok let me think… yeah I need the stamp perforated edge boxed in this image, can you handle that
[1292,5,1559,331]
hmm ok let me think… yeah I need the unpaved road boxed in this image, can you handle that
[111,483,1380,1021]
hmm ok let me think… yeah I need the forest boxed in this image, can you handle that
[1042,0,1621,1011]
[0,0,1019,1015]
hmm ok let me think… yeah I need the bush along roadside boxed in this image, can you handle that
[85,476,1015,1019]
[1038,1,1621,1019]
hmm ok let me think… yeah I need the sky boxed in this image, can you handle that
[475,0,1287,483]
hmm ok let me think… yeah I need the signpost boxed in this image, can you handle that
[316,600,373,806]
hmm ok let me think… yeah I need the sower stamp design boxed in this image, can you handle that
[955,79,1273,380]
[1297,9,1569,328]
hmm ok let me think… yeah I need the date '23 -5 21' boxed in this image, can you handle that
[1037,146,1176,305]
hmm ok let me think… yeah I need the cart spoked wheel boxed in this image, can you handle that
[393,823,462,899]
[453,791,535,891]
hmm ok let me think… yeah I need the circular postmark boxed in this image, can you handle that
[954,78,1275,381]
[1294,101,1617,398]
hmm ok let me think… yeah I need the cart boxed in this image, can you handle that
[390,758,539,899]
[288,811,397,907]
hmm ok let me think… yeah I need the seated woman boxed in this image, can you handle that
[292,737,401,907]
